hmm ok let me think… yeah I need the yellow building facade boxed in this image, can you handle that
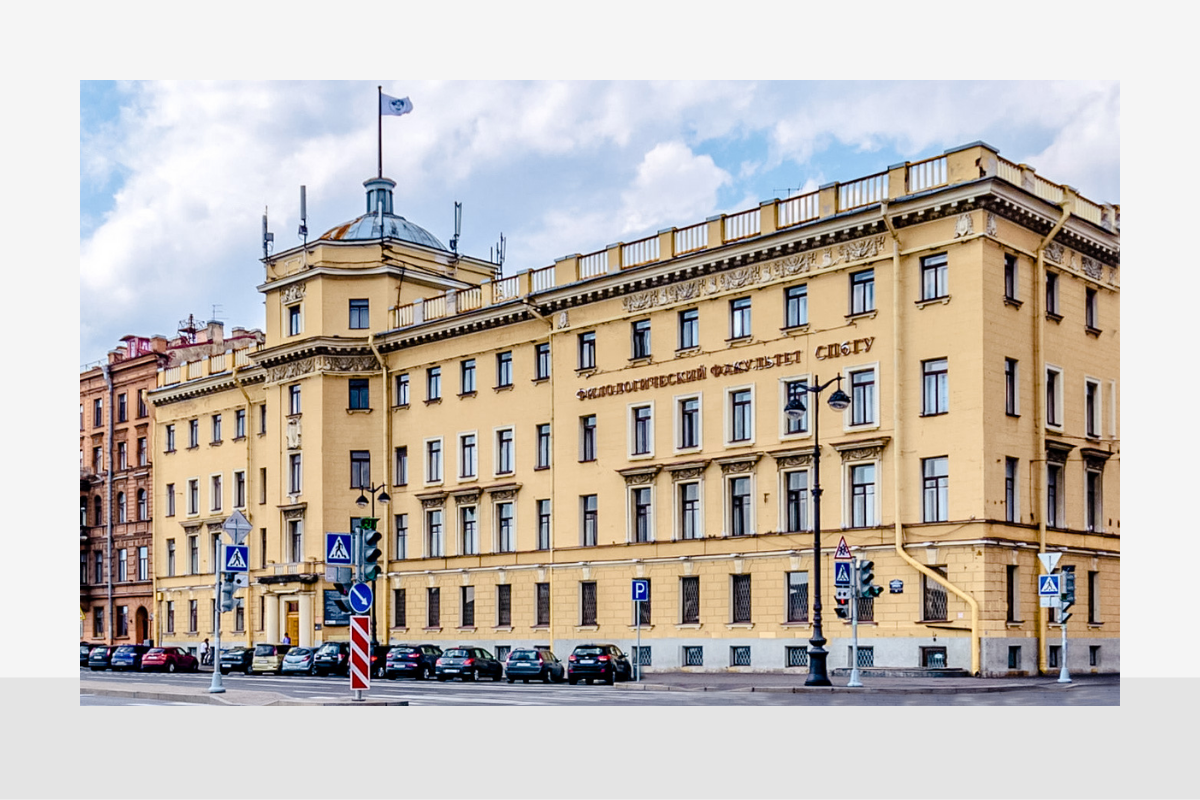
[150,144,1119,676]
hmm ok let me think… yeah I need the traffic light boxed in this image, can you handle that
[859,560,883,598]
[332,581,351,614]
[219,575,237,612]
[1060,565,1076,624]
[834,596,849,619]
[361,517,383,581]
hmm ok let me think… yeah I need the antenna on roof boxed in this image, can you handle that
[492,232,506,269]
[210,305,223,325]
[178,314,201,344]
[298,186,308,245]
[262,207,275,259]
[450,201,462,254]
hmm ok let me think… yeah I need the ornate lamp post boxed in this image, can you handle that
[784,374,851,687]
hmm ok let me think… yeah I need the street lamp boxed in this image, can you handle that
[784,373,850,687]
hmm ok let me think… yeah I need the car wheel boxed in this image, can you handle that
[606,670,616,686]
[568,677,578,685]
[220,667,230,675]
[544,671,553,684]
[167,662,176,673]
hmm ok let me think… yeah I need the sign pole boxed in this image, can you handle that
[209,552,224,693]
[848,557,862,688]
[635,599,641,682]
[1058,609,1071,684]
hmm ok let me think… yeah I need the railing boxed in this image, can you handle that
[530,265,556,292]
[1029,172,1064,204]
[724,208,760,242]
[621,236,659,268]
[492,275,519,302]
[210,353,226,374]
[394,304,413,328]
[839,171,888,210]
[234,349,254,368]
[424,294,447,320]
[674,222,707,255]
[187,361,204,380]
[1072,196,1104,226]
[162,366,181,386]
[579,251,608,279]
[908,156,947,193]
[997,158,1022,186]
[458,286,482,311]
[777,190,819,228]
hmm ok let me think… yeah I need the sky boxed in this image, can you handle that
[78,79,1121,366]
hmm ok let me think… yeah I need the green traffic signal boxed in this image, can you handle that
[362,523,383,581]
[858,560,883,598]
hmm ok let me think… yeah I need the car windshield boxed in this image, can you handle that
[444,649,469,658]
[392,647,417,655]
[510,651,539,661]
[575,647,605,656]
[254,645,276,656]
[289,648,313,657]
[147,649,165,655]
[114,646,136,654]
[317,644,341,654]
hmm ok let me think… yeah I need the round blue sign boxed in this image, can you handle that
[348,582,374,614]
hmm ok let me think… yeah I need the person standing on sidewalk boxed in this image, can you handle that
[199,638,211,666]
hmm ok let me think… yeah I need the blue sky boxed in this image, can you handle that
[79,80,1119,366]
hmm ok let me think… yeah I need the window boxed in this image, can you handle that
[680,576,700,624]
[729,297,752,340]
[259,469,267,504]
[728,476,751,536]
[234,598,245,632]
[396,373,410,406]
[187,479,199,515]
[849,368,877,426]
[496,428,514,475]
[1004,254,1018,301]
[234,409,245,439]
[288,384,301,415]
[393,589,407,628]
[580,415,597,462]
[536,583,551,626]
[189,535,199,574]
[850,463,877,528]
[288,304,302,336]
[496,502,515,552]
[497,584,512,627]
[118,393,127,423]
[1086,287,1099,331]
[138,546,148,581]
[289,454,302,494]
[1046,271,1060,316]
[189,420,199,448]
[580,582,597,626]
[165,424,175,453]
[260,528,267,567]
[496,351,513,388]
[460,586,475,627]
[118,607,129,636]
[1005,458,1019,523]
[426,439,443,483]
[426,509,444,557]
[427,367,442,401]
[731,646,752,666]
[137,489,147,521]
[349,298,369,329]
[678,482,700,540]
[138,389,148,418]
[93,398,103,427]
[117,492,126,523]
[1086,467,1103,533]
[1006,565,1020,623]
[1089,645,1100,667]
[233,471,245,508]
[1046,366,1063,428]
[784,470,809,532]
[631,487,652,543]
[1005,358,1020,416]
[784,284,808,328]
[427,587,441,628]
[1088,571,1100,624]
[117,549,128,582]
[165,539,175,577]
[536,500,551,550]
[117,442,127,471]
[350,451,370,490]
[783,379,809,435]
[459,434,477,479]
[536,424,551,469]
[634,579,651,625]
[922,457,948,522]
[165,602,174,634]
[288,520,303,563]
[729,389,753,442]
[731,574,752,623]
[209,475,223,512]
[394,446,408,485]
[259,404,267,434]
[678,396,701,449]
[92,606,104,636]
[922,358,948,415]
[850,269,875,314]
[787,572,809,623]
[581,495,598,546]
[920,253,948,300]
[1086,379,1101,438]
[212,414,222,443]
[631,319,651,360]
[856,594,875,623]
[95,551,104,584]
[92,446,102,473]
[394,513,408,560]
[678,308,699,350]
[786,646,809,668]
[1047,462,1064,528]
[1048,645,1061,669]
[349,379,370,409]
[578,332,596,370]
[455,359,475,395]
[922,567,948,621]
[631,405,653,455]
[534,343,550,380]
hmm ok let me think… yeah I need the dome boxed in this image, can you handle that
[318,177,448,251]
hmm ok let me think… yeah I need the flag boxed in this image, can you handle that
[381,93,413,116]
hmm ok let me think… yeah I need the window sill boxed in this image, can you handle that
[575,625,599,633]
[493,626,514,632]
[576,368,597,378]
[423,627,443,633]
[781,324,810,336]
[165,449,176,454]
[424,398,443,406]
[675,347,701,359]
[629,356,653,367]
[457,627,477,633]
[186,446,199,452]
[1087,622,1104,629]
[726,623,754,630]
[1005,621,1025,628]
[724,337,755,347]
[919,411,948,418]
[781,622,811,629]
[531,377,549,385]
[531,624,550,630]
[915,295,951,309]
[389,627,409,633]
[1046,312,1063,324]
[628,625,654,632]
[493,385,514,393]
[1086,326,1102,337]
[918,619,950,625]
[233,436,246,443]
[393,403,410,410]
[845,310,877,322]
[1003,297,1023,309]
[675,623,702,630]
[346,408,373,415]
[533,465,550,472]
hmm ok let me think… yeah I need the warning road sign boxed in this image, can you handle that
[349,616,370,691]
[834,537,852,560]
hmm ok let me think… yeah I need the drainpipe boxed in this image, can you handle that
[1034,196,1073,675]
[880,202,981,675]
[521,300,557,655]
[367,332,391,642]
[231,360,254,646]
[103,364,114,645]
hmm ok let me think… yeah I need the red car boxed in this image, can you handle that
[141,647,199,673]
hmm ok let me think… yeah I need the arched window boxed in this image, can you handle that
[116,493,126,523]
[93,497,102,527]
[137,489,147,521]
[80,497,88,527]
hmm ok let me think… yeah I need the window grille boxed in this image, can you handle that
[495,645,510,662]
[680,577,700,624]
[923,568,948,621]
[786,646,809,668]
[633,646,652,666]
[730,646,752,667]
[684,646,704,666]
[732,574,752,623]
[852,646,874,667]
[1048,645,1061,669]
[581,582,597,626]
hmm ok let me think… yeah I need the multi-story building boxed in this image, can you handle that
[149,143,1119,675]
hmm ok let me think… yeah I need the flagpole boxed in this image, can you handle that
[377,85,383,178]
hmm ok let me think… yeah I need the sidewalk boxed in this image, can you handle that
[78,679,406,706]
[615,670,1119,694]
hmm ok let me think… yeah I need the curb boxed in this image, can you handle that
[616,681,1086,694]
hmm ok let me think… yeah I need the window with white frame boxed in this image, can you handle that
[426,439,443,483]
[630,404,653,456]
[426,509,445,557]
[677,395,701,450]
[786,571,809,623]
[288,384,301,416]
[677,481,701,540]
[581,495,598,546]
[287,304,302,336]
[784,284,808,328]
[187,479,199,515]
[1005,457,1019,523]
[289,454,302,494]
[727,475,752,536]
[849,462,877,528]
[394,513,408,559]
[536,424,551,469]
[1046,366,1064,428]
[731,574,752,623]
[1005,358,1020,416]
[630,486,653,543]
[922,457,949,523]
[460,506,478,555]
[783,469,810,533]
[536,499,551,550]
[680,576,700,624]
[459,433,477,479]
[922,358,948,416]
[729,297,752,340]
[850,269,875,315]
[234,471,245,508]
[496,501,515,552]
[288,519,303,563]
[580,415,597,462]
[920,253,948,300]
[728,388,753,443]
[1085,379,1101,439]
[782,378,809,435]
[395,446,408,485]
[847,366,877,427]
[495,428,514,475]
[1047,462,1064,528]
[1086,465,1103,533]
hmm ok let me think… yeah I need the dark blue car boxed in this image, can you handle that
[110,644,151,671]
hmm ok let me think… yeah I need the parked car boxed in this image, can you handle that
[385,644,443,680]
[141,647,199,673]
[435,647,503,682]
[313,642,350,676]
[110,644,151,671]
[567,643,632,685]
[219,646,254,675]
[505,648,565,684]
[80,643,94,666]
[87,645,119,671]
[369,645,390,678]
[281,647,318,676]
[250,644,292,675]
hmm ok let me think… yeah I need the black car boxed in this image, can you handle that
[313,642,351,677]
[110,644,151,671]
[435,647,503,682]
[369,645,390,678]
[281,647,318,676]
[567,643,632,685]
[80,643,93,666]
[219,646,254,675]
[88,645,119,671]
[505,648,565,684]
[385,644,442,680]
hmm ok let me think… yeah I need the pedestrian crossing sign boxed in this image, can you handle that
[1038,574,1061,596]
[222,544,249,572]
[326,532,353,565]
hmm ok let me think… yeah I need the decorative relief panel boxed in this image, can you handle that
[773,453,814,469]
[286,417,301,450]
[986,213,997,236]
[1045,243,1065,264]
[265,355,378,385]
[717,457,759,475]
[1081,256,1103,280]
[833,438,890,462]
[453,491,481,506]
[282,507,305,521]
[954,213,974,238]
[280,283,306,304]
[419,495,446,509]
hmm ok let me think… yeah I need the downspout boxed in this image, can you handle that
[103,364,114,645]
[368,332,391,640]
[1034,196,1073,674]
[880,201,981,676]
[522,300,556,655]
[231,359,254,645]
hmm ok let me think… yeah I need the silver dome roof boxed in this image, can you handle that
[318,177,448,251]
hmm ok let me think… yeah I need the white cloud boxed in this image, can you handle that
[618,141,731,236]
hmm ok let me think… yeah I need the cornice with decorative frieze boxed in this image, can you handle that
[831,437,891,462]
